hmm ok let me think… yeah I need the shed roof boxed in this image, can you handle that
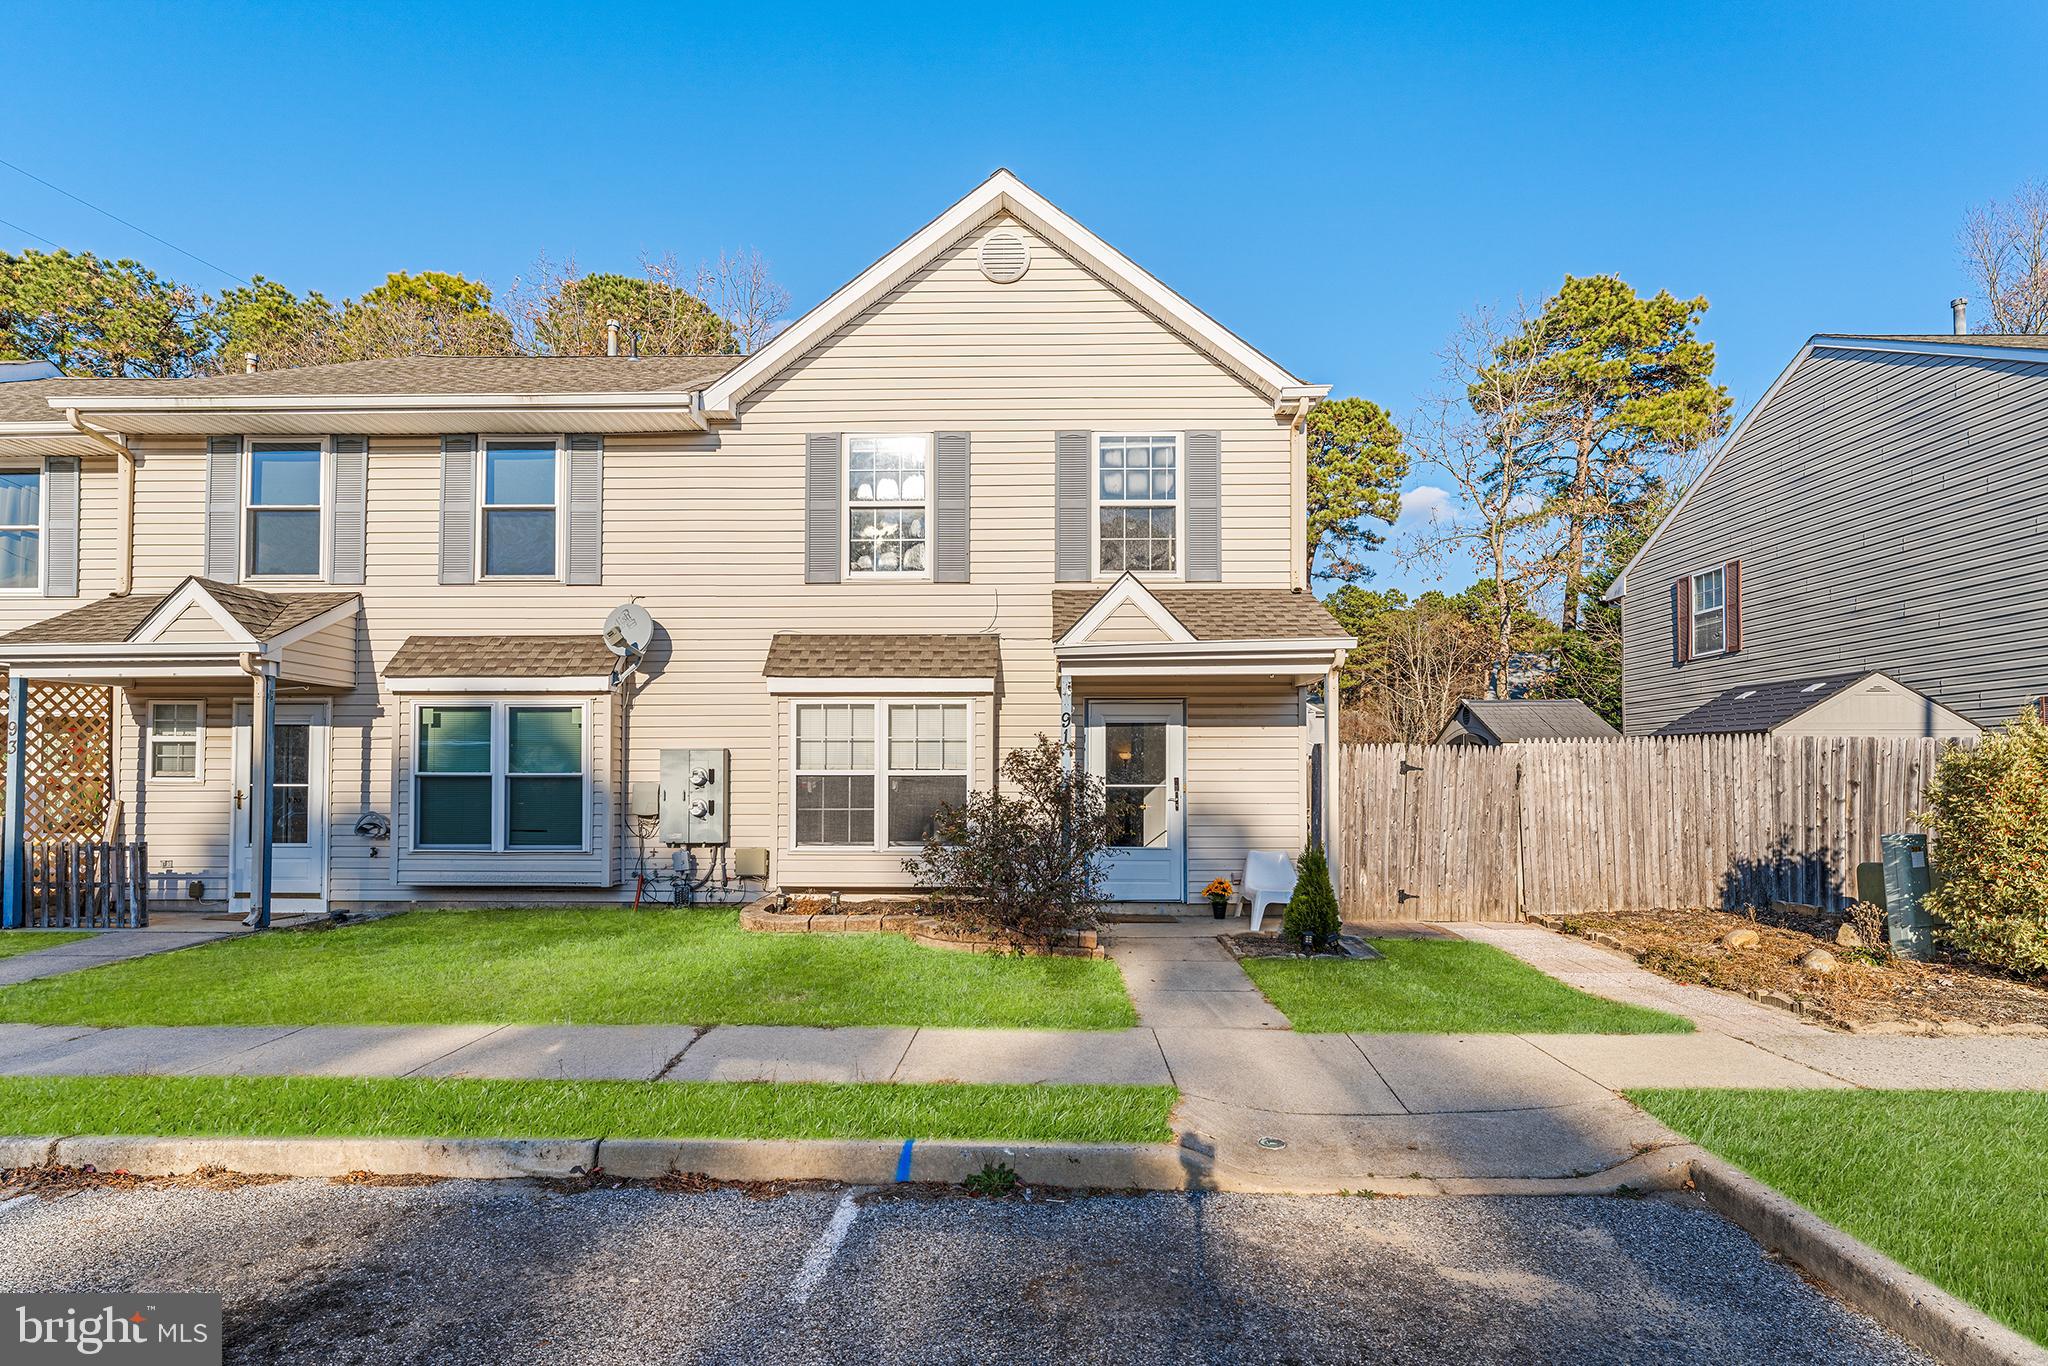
[385,634,618,678]
[1449,699,1621,743]
[1656,671,1872,736]
[763,633,1001,679]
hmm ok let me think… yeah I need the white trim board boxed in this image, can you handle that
[766,676,997,695]
[701,170,1318,420]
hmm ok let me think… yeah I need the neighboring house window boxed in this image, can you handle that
[1096,433,1179,574]
[481,440,559,577]
[1690,567,1726,656]
[793,700,970,849]
[0,467,43,591]
[148,702,202,781]
[846,435,928,575]
[247,441,324,577]
[414,700,586,851]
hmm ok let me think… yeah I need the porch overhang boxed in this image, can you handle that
[1054,637,1350,684]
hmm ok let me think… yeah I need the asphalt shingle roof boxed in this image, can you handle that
[1452,699,1620,743]
[385,635,619,678]
[1656,671,1873,736]
[1051,587,1346,642]
[763,634,1001,679]
[0,578,357,646]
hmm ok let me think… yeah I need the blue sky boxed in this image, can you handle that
[6,1,2044,593]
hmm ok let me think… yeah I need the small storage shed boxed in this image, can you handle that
[1656,670,1980,739]
[1434,699,1621,746]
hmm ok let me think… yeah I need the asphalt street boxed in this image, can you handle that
[0,1177,1927,1365]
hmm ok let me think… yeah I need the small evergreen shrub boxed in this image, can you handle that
[1922,709,2048,978]
[1284,844,1342,948]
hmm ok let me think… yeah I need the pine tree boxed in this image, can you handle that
[1284,844,1342,948]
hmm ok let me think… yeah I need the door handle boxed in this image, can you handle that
[1172,777,1180,811]
[235,788,244,810]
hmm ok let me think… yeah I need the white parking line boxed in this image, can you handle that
[787,1189,863,1306]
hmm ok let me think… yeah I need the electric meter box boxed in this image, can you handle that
[659,748,729,845]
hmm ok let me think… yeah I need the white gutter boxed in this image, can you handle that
[46,391,710,421]
[63,409,135,595]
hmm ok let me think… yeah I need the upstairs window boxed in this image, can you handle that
[1690,567,1726,656]
[0,468,41,591]
[482,440,559,577]
[247,442,323,577]
[846,435,928,575]
[1097,433,1179,574]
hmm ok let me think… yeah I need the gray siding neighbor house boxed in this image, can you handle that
[1435,698,1619,745]
[1609,334,2048,736]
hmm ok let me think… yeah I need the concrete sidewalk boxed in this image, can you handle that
[0,915,2041,1189]
[0,913,250,987]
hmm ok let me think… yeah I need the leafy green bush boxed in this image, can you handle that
[1922,709,2048,978]
[1284,844,1342,948]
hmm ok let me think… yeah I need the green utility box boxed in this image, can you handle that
[1879,834,1933,961]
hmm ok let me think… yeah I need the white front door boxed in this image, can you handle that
[230,702,328,902]
[1085,700,1186,902]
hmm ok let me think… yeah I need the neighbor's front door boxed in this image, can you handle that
[1085,700,1186,902]
[230,702,328,903]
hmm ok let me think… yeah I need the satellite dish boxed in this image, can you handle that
[602,602,654,658]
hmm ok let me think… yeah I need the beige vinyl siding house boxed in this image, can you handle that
[0,171,1348,916]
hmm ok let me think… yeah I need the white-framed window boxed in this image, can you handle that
[148,701,203,782]
[845,434,930,577]
[792,699,970,850]
[0,465,44,592]
[1690,566,1727,656]
[245,439,326,578]
[1094,432,1182,576]
[413,699,587,851]
[479,437,563,579]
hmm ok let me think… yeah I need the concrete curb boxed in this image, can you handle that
[1687,1154,2047,1366]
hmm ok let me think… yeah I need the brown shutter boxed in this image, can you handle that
[1725,560,1742,653]
[1673,576,1691,665]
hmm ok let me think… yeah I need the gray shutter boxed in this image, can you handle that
[1054,430,1092,582]
[203,437,242,583]
[566,434,603,585]
[41,456,79,598]
[439,435,477,585]
[328,436,368,585]
[1185,429,1222,582]
[932,431,970,583]
[804,433,841,584]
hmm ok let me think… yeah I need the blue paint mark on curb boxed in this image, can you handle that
[895,1138,915,1182]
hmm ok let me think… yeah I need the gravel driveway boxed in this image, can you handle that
[0,1178,1925,1364]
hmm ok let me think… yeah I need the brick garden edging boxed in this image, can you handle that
[738,897,1103,959]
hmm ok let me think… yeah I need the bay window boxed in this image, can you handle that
[793,700,970,849]
[1096,433,1180,574]
[414,701,585,851]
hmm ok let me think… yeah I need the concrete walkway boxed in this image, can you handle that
[0,913,250,987]
[0,914,2041,1189]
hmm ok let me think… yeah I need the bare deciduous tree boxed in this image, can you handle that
[693,248,792,354]
[1345,601,1494,742]
[1962,181,2048,334]
[1402,305,1564,697]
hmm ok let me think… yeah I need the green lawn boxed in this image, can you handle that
[1634,1088,2048,1345]
[0,909,1135,1030]
[0,931,92,962]
[1241,939,1694,1033]
[0,1075,1175,1144]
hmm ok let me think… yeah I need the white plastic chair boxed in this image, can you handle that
[1241,851,1298,932]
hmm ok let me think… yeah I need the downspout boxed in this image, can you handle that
[63,409,135,596]
[1288,401,1310,592]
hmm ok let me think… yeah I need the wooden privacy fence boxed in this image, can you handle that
[26,838,149,929]
[1338,735,1955,922]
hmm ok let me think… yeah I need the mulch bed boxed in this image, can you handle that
[784,896,923,917]
[1537,907,2048,1034]
[1221,932,1381,961]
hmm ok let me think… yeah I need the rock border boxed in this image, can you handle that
[1530,914,2048,1036]
[738,896,1102,959]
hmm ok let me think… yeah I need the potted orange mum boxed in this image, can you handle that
[1203,877,1234,920]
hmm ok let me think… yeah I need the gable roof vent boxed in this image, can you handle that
[977,230,1030,284]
